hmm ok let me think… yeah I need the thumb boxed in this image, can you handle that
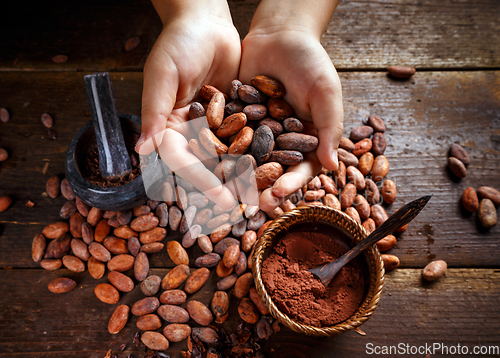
[136,48,179,155]
[309,75,344,172]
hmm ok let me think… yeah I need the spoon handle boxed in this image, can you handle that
[310,195,432,286]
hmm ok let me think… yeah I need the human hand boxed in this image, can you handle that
[136,1,241,209]
[239,23,344,212]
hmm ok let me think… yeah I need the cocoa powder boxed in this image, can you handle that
[261,229,365,327]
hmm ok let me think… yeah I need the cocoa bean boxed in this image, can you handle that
[251,75,285,98]
[131,213,159,232]
[304,189,326,201]
[207,213,230,229]
[228,126,254,156]
[192,327,218,344]
[94,219,110,243]
[107,254,135,272]
[160,289,187,305]
[243,104,267,121]
[87,207,103,227]
[161,182,176,206]
[382,254,400,271]
[195,253,221,268]
[183,224,202,248]
[222,244,240,268]
[210,223,232,244]
[241,230,257,252]
[114,225,137,239]
[358,152,374,176]
[245,205,260,219]
[235,252,248,276]
[94,283,120,304]
[225,99,245,115]
[117,210,133,226]
[163,324,191,343]
[388,65,416,79]
[258,118,283,138]
[40,258,62,271]
[162,264,190,290]
[350,126,373,142]
[371,204,388,227]
[217,273,238,291]
[215,112,247,138]
[0,108,9,123]
[362,218,377,235]
[89,242,111,262]
[141,275,162,296]
[206,92,225,130]
[238,85,266,104]
[478,199,497,228]
[188,192,208,209]
[139,227,167,244]
[132,297,160,316]
[48,277,76,294]
[60,200,77,219]
[81,222,94,244]
[187,300,213,326]
[141,331,169,351]
[234,272,253,298]
[353,194,371,220]
[334,161,346,188]
[185,267,210,294]
[372,132,386,156]
[103,237,129,255]
[340,183,356,210]
[381,179,397,205]
[199,127,228,156]
[108,271,134,292]
[46,176,60,198]
[134,252,149,281]
[193,208,213,226]
[372,156,390,183]
[267,98,292,120]
[62,255,85,273]
[338,148,359,167]
[44,233,71,259]
[339,137,355,151]
[136,314,162,331]
[282,117,303,133]
[448,157,467,178]
[108,304,129,334]
[133,205,150,217]
[251,125,274,165]
[251,162,284,189]
[32,234,46,263]
[352,138,372,157]
[231,218,247,237]
[238,298,260,324]
[319,174,339,195]
[211,291,229,324]
[268,150,303,165]
[257,220,272,238]
[323,193,341,210]
[169,206,183,231]
[88,257,105,279]
[42,221,69,239]
[141,242,164,254]
[128,236,141,257]
[69,212,85,238]
[376,234,397,252]
[422,260,447,281]
[276,133,318,153]
[249,287,269,315]
[345,207,361,224]
[75,197,90,217]
[167,241,189,265]
[365,179,381,205]
[367,115,386,132]
[477,186,500,205]
[156,203,169,227]
[175,185,188,211]
[449,143,470,165]
[198,235,213,253]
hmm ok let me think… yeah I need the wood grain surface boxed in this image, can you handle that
[0,0,498,71]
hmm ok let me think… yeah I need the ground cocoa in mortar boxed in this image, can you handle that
[261,230,365,327]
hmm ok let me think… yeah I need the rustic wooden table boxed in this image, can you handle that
[0,0,499,357]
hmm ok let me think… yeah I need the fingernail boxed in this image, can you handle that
[332,149,339,168]
[134,133,146,152]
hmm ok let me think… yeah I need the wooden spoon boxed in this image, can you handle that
[309,195,432,287]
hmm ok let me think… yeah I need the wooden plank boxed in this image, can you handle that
[0,71,499,269]
[0,268,498,357]
[1,0,499,71]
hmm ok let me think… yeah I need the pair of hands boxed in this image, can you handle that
[135,1,343,213]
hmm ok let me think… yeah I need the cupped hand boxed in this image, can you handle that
[239,27,344,211]
[136,5,241,209]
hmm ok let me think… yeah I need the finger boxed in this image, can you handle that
[156,128,236,210]
[136,43,179,155]
[309,73,344,172]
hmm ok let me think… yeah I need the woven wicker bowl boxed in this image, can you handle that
[252,205,385,336]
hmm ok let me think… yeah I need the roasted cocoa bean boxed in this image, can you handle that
[267,97,292,120]
[352,138,372,157]
[69,212,85,238]
[192,327,218,344]
[365,178,381,205]
[95,283,120,304]
[60,200,77,219]
[139,227,167,244]
[234,272,253,298]
[195,253,221,268]
[323,193,341,210]
[376,234,397,252]
[44,233,71,259]
[162,264,190,290]
[238,298,260,324]
[199,127,228,156]
[89,242,111,262]
[160,289,187,305]
[268,150,303,166]
[353,194,371,220]
[276,132,318,153]
[46,176,60,198]
[350,125,373,142]
[478,199,497,228]
[167,240,189,265]
[141,331,169,351]
[60,178,76,200]
[372,132,386,156]
[345,207,361,224]
[217,273,238,291]
[88,257,105,279]
[141,275,162,296]
[381,179,397,205]
[367,115,386,132]
[448,157,467,178]
[184,267,210,294]
[339,137,355,151]
[258,118,283,138]
[108,271,134,292]
[32,234,47,263]
[371,204,388,227]
[251,125,274,165]
[251,75,285,98]
[136,314,162,331]
[422,260,448,281]
[128,236,141,257]
[478,186,500,205]
[40,258,62,271]
[62,254,85,272]
[193,208,213,226]
[340,183,357,210]
[169,206,182,231]
[206,92,225,130]
[187,300,213,326]
[107,254,135,272]
[156,203,169,227]
[210,223,232,244]
[338,148,359,167]
[48,277,76,294]
[134,252,149,281]
[94,219,110,243]
[103,237,128,255]
[42,221,69,239]
[108,304,129,334]
[382,254,400,271]
[388,65,416,79]
[358,152,374,176]
[211,291,229,324]
[132,297,160,316]
[163,324,191,343]
[334,161,346,188]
